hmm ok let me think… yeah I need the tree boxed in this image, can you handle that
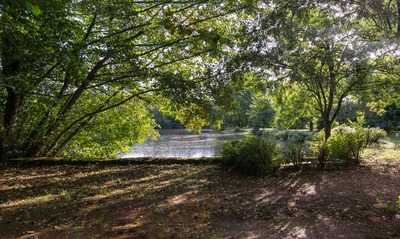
[222,1,375,165]
[0,0,252,158]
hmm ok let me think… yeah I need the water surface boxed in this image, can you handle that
[120,129,248,159]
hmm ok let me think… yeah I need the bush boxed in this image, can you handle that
[276,131,312,167]
[326,125,366,165]
[278,140,306,167]
[221,136,279,176]
[365,127,387,146]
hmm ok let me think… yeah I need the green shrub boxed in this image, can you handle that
[277,131,312,167]
[258,130,314,167]
[326,125,366,165]
[221,136,279,176]
[278,141,305,167]
[264,130,311,142]
[310,130,325,152]
[365,127,387,146]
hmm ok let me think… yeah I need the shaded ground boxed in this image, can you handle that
[1,148,400,239]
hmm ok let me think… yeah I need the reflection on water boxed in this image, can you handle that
[120,129,248,158]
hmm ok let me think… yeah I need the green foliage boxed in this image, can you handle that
[64,100,157,159]
[382,105,400,132]
[216,90,253,128]
[275,131,312,167]
[221,136,279,176]
[2,0,399,161]
[311,113,386,166]
[365,128,387,146]
[271,83,313,129]
[209,89,274,129]
[326,125,366,165]
[272,130,311,142]
[310,130,326,160]
[0,0,251,158]
[248,96,274,129]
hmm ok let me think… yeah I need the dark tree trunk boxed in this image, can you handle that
[4,87,22,135]
[1,31,23,158]
[317,113,333,169]
[323,122,332,140]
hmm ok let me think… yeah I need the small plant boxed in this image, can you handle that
[221,136,279,176]
[364,127,387,146]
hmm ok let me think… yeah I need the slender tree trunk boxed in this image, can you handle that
[317,112,332,169]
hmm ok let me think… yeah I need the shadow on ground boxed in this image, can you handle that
[0,151,399,239]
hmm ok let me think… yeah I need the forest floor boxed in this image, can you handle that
[1,148,400,239]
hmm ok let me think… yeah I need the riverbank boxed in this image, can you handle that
[1,147,399,239]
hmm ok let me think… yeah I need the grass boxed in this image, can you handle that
[0,147,399,238]
[388,134,400,147]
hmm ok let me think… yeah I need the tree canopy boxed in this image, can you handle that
[1,0,400,159]
[0,0,252,158]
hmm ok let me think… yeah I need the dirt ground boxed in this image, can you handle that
[1,148,399,239]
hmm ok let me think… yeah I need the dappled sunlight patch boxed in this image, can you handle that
[282,177,301,189]
[85,175,156,192]
[241,231,261,239]
[254,189,274,202]
[80,179,172,209]
[375,149,400,162]
[153,179,175,190]
[166,190,199,206]
[112,221,143,231]
[1,160,399,238]
[2,171,67,182]
[363,148,400,163]
[71,167,134,180]
[0,183,31,192]
[131,175,160,184]
[152,176,192,190]
[299,183,317,196]
[289,226,307,239]
[316,214,332,223]
[0,194,59,209]
[82,186,136,202]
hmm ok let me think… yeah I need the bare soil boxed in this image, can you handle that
[0,148,399,239]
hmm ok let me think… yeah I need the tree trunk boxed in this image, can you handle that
[1,31,23,158]
[317,113,332,168]
[323,122,332,140]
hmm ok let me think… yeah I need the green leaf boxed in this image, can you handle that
[27,2,41,16]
